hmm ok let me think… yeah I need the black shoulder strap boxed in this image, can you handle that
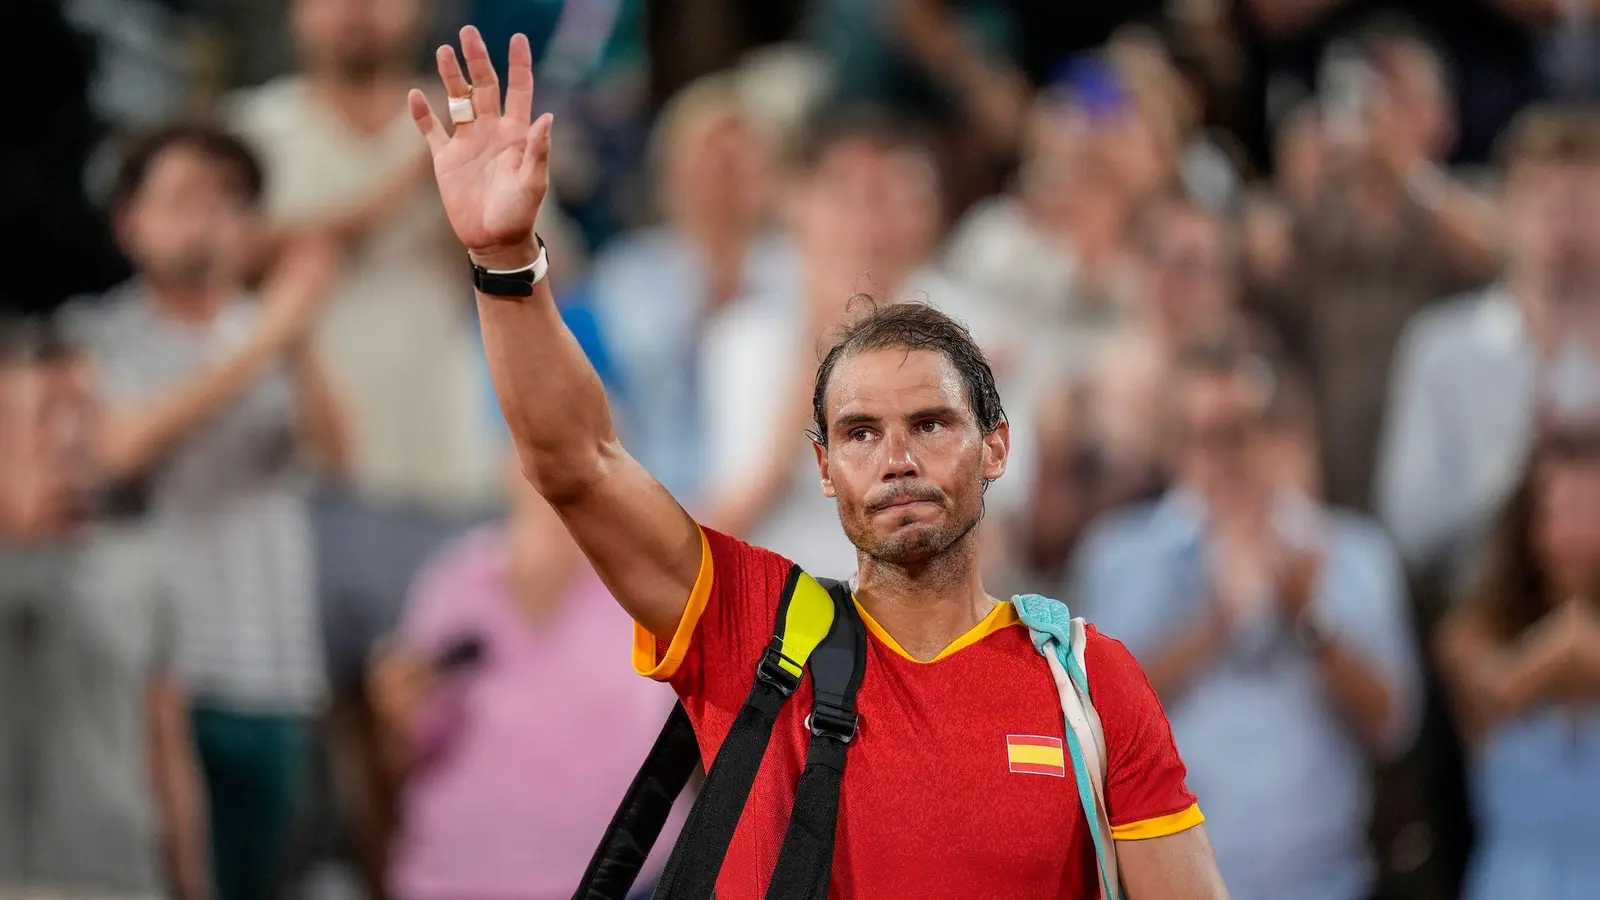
[649,565,818,900]
[571,703,701,899]
[571,568,862,900]
[762,578,865,900]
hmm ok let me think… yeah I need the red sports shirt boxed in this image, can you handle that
[633,527,1203,899]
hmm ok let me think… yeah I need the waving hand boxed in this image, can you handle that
[408,27,550,270]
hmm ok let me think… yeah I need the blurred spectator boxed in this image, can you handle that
[1017,193,1244,585]
[587,72,793,502]
[0,319,208,900]
[1270,22,1503,511]
[1436,421,1600,900]
[944,66,1143,366]
[369,460,682,900]
[697,105,1021,577]
[226,0,581,515]
[57,124,347,900]
[1075,338,1422,900]
[1377,105,1600,588]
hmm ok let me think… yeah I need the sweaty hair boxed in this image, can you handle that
[111,122,266,209]
[810,300,1005,448]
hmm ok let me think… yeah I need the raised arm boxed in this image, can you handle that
[409,27,698,639]
[95,236,336,481]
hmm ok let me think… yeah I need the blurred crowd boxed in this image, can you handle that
[3,1,1600,900]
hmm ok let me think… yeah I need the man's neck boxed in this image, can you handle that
[309,68,407,135]
[1508,272,1564,357]
[853,537,997,662]
[145,279,232,327]
[684,218,753,310]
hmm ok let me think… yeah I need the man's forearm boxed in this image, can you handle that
[292,348,352,476]
[1312,640,1396,751]
[149,676,209,900]
[1143,612,1230,700]
[474,266,619,500]
[100,335,284,479]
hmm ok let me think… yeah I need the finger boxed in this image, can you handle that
[407,89,448,153]
[435,44,471,102]
[503,33,535,127]
[460,25,501,119]
[520,113,553,197]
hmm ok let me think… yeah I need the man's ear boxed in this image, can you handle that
[981,420,1009,482]
[814,439,835,498]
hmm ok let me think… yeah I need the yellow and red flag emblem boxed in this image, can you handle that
[1006,734,1066,777]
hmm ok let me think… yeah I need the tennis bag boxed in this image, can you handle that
[572,573,1116,900]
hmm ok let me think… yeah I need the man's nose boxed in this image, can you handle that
[880,429,919,481]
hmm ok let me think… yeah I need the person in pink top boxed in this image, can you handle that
[370,461,683,900]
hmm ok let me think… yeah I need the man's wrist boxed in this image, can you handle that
[468,240,540,272]
[1293,606,1336,656]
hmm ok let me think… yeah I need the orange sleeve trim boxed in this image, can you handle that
[1110,803,1205,841]
[631,527,714,682]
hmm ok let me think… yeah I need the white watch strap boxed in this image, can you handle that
[484,244,549,285]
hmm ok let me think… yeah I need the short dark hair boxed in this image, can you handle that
[810,300,1005,447]
[111,122,266,209]
[0,315,76,366]
[1494,104,1600,172]
[1171,319,1303,421]
[790,102,939,174]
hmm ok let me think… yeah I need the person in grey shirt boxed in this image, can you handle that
[1376,105,1600,587]
[0,319,208,900]
[59,124,348,900]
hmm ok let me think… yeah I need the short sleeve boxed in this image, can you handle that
[1084,626,1204,841]
[631,526,797,713]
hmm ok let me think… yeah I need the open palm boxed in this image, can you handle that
[409,27,551,262]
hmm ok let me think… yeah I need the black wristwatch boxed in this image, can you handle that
[470,234,548,297]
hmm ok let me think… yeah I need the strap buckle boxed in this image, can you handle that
[756,645,803,697]
[806,704,859,744]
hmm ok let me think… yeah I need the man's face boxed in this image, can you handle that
[796,140,941,279]
[292,0,419,80]
[1174,370,1269,502]
[1138,207,1236,341]
[119,144,257,291]
[815,347,1007,566]
[0,352,99,539]
[664,110,770,232]
[1505,161,1585,282]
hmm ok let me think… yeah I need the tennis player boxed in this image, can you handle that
[409,26,1229,899]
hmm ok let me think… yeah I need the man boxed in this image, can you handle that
[697,104,1017,578]
[1020,193,1248,586]
[1075,340,1422,900]
[588,71,791,502]
[0,319,208,900]
[1272,21,1501,512]
[1377,104,1600,588]
[406,27,1228,898]
[228,0,581,514]
[59,124,347,900]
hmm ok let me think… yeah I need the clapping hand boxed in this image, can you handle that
[409,26,552,272]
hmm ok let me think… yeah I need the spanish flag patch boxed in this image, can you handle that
[1006,734,1066,777]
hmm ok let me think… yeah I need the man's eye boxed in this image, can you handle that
[849,428,875,442]
[915,420,943,434]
